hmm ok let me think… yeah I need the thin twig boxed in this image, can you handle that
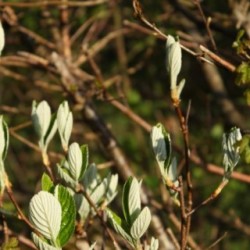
[5,181,39,235]
[178,177,187,250]
[193,0,217,51]
[187,179,229,216]
[78,186,121,250]
[200,45,236,72]
[0,0,109,8]
[205,232,227,250]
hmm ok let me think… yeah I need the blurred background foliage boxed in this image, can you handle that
[0,0,250,249]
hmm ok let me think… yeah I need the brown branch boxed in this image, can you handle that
[200,45,236,72]
[60,0,71,59]
[131,0,237,72]
[74,28,132,66]
[5,181,40,236]
[0,0,109,8]
[193,0,217,51]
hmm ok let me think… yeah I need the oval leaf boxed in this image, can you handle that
[54,185,76,246]
[29,191,62,241]
[128,178,141,222]
[57,101,73,151]
[68,142,82,181]
[130,207,151,240]
[32,101,51,139]
[41,173,54,192]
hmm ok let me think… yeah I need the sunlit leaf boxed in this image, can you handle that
[68,142,82,181]
[151,123,172,174]
[0,115,9,161]
[41,173,54,192]
[54,185,76,246]
[57,101,73,151]
[106,209,133,245]
[0,21,5,56]
[29,191,62,241]
[130,207,151,240]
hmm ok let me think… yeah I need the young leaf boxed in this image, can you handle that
[1,237,20,250]
[75,194,90,220]
[151,123,172,174]
[56,163,78,189]
[0,161,6,195]
[82,163,98,189]
[0,115,9,161]
[128,178,141,223]
[106,174,118,203]
[130,207,151,240]
[32,233,61,250]
[41,173,54,192]
[32,101,52,140]
[222,127,242,179]
[122,177,133,224]
[68,142,82,181]
[106,209,133,245]
[29,191,62,242]
[57,101,73,151]
[54,185,76,247]
[79,144,89,180]
[0,21,5,56]
[43,113,57,150]
[149,237,159,250]
[166,35,182,90]
[89,242,96,250]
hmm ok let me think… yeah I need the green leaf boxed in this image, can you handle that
[0,115,9,161]
[80,144,89,180]
[44,113,57,149]
[222,127,242,179]
[106,209,133,245]
[122,177,133,224]
[235,62,250,86]
[29,191,62,242]
[54,185,76,247]
[130,207,151,240]
[32,233,61,250]
[41,173,54,192]
[2,237,20,250]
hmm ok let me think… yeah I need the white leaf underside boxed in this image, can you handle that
[128,178,141,220]
[130,207,151,240]
[29,191,62,241]
[68,142,82,181]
